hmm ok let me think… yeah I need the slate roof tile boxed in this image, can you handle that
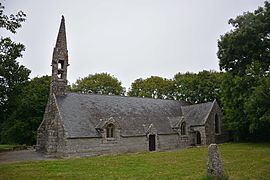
[182,101,214,126]
[56,93,189,138]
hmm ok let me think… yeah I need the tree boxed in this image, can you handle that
[218,1,270,141]
[71,73,125,95]
[1,76,50,145]
[218,1,270,76]
[128,76,174,99]
[0,3,30,140]
[244,76,270,141]
[220,74,251,140]
[0,3,26,33]
[174,71,223,104]
[0,38,30,112]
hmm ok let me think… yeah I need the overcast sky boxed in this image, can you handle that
[2,0,266,89]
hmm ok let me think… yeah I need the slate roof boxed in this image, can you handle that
[167,116,183,129]
[181,101,214,126]
[56,93,188,138]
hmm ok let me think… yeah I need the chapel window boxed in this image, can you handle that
[58,60,64,69]
[106,124,115,138]
[215,114,220,134]
[180,122,186,135]
[57,73,63,79]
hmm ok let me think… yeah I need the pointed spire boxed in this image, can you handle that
[55,15,67,50]
[50,16,69,96]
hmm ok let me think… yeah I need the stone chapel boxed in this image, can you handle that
[36,16,227,157]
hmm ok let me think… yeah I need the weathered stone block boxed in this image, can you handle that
[207,144,224,179]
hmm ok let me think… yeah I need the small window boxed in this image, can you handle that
[180,122,186,135]
[58,60,64,69]
[57,73,63,79]
[215,114,220,134]
[106,124,115,138]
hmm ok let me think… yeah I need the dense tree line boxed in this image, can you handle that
[1,76,50,144]
[127,72,223,104]
[218,1,270,141]
[0,3,51,145]
[0,3,30,144]
[128,76,174,100]
[173,71,223,104]
[1,2,269,145]
[71,73,125,95]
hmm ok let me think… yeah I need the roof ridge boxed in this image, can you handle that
[182,101,213,108]
[65,92,186,103]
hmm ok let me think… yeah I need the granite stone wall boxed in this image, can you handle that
[37,95,192,157]
[36,94,66,155]
[191,126,206,145]
[205,103,219,145]
[37,96,227,157]
[59,133,187,157]
[205,101,229,145]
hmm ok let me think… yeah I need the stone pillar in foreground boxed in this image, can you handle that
[207,144,224,178]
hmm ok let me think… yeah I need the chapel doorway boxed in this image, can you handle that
[196,131,201,145]
[149,134,156,151]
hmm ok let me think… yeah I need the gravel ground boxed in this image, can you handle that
[0,149,56,164]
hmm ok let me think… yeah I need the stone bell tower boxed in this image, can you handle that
[51,15,69,96]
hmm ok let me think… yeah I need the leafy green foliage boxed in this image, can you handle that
[174,71,223,104]
[0,3,26,33]
[0,38,30,112]
[128,76,174,99]
[218,1,270,76]
[0,3,30,143]
[128,71,223,103]
[218,1,270,141]
[71,73,125,95]
[220,74,250,140]
[244,76,270,141]
[1,76,50,145]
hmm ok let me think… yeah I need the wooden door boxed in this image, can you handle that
[196,131,201,145]
[149,135,156,151]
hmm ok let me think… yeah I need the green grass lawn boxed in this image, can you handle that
[0,143,269,180]
[0,144,17,152]
[0,144,27,153]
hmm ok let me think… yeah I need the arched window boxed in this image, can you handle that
[215,114,220,134]
[106,124,115,138]
[180,122,186,135]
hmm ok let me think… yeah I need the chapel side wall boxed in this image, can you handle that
[192,126,207,145]
[179,135,190,148]
[64,134,182,157]
[44,95,59,154]
[54,105,66,155]
[158,134,180,150]
[177,125,190,148]
[36,107,48,152]
[205,102,221,145]
[215,125,229,143]
[205,115,216,145]
[36,93,67,155]
[36,98,53,152]
[37,94,65,155]
[215,116,229,143]
[65,136,147,156]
